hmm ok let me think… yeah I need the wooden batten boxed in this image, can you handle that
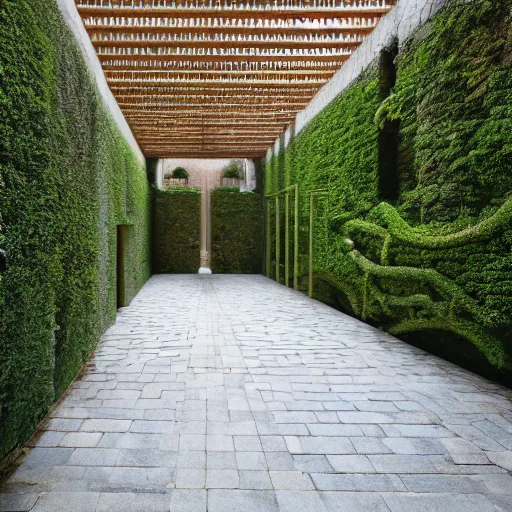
[74,0,394,157]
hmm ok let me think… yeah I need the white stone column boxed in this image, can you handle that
[198,171,213,274]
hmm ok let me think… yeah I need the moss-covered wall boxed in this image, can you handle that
[0,0,151,459]
[264,0,512,376]
[153,188,201,273]
[210,188,264,274]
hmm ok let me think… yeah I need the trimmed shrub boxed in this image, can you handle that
[210,189,263,274]
[153,188,201,273]
[171,167,189,179]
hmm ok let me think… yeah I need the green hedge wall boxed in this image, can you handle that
[0,0,151,459]
[211,188,264,274]
[153,188,201,273]
[264,0,512,375]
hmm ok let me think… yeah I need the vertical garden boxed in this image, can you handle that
[211,188,263,274]
[264,0,512,376]
[0,0,151,460]
[153,188,201,274]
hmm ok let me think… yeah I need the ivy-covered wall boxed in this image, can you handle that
[265,0,512,377]
[153,188,201,273]
[0,0,151,459]
[211,188,264,274]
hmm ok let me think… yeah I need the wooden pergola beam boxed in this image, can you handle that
[135,132,281,137]
[138,141,278,146]
[125,111,298,118]
[111,87,320,96]
[111,80,322,86]
[144,149,271,154]
[135,133,283,138]
[123,109,295,116]
[129,125,286,132]
[145,152,267,158]
[98,53,351,63]
[119,96,311,103]
[106,69,336,76]
[143,145,271,150]
[102,62,343,71]
[130,130,285,135]
[76,6,391,20]
[85,25,375,37]
[92,39,361,50]
[119,106,303,113]
[107,78,326,87]
[135,126,284,131]
[115,95,310,105]
[126,118,288,125]
[135,135,283,140]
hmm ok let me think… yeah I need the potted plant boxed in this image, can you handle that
[164,167,190,188]
[221,160,242,188]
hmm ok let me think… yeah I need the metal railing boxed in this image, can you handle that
[265,184,299,289]
[308,188,328,298]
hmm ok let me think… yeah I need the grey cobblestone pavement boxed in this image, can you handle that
[1,274,512,511]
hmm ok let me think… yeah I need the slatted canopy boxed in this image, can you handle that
[76,0,395,158]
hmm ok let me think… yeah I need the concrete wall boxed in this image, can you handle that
[267,0,448,162]
[159,158,232,189]
[57,0,144,165]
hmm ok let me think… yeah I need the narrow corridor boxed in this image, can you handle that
[1,275,512,511]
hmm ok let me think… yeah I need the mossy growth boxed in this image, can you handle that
[0,0,151,459]
[153,188,201,273]
[210,188,263,274]
[264,0,512,375]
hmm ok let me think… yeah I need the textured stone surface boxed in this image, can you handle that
[1,274,511,511]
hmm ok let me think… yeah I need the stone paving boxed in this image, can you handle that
[1,274,512,512]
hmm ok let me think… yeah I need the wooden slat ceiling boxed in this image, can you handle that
[76,0,395,158]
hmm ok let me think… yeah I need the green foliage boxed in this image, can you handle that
[285,66,380,217]
[170,166,189,179]
[222,160,243,179]
[0,0,151,459]
[210,189,263,274]
[347,199,512,252]
[223,168,241,179]
[385,0,512,223]
[153,188,201,273]
[265,67,380,282]
[264,0,512,373]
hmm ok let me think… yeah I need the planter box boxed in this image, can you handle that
[221,177,240,188]
[164,177,189,188]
